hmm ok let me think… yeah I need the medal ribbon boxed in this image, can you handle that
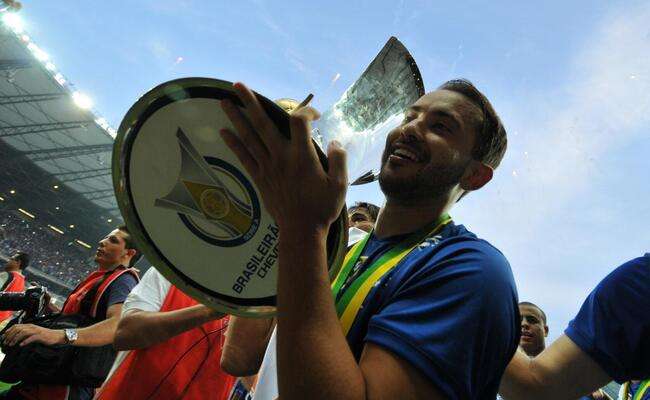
[331,213,452,335]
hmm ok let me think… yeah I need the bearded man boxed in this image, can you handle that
[219,79,519,399]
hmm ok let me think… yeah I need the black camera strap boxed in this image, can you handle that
[79,266,125,320]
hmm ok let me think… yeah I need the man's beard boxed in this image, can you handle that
[378,160,467,202]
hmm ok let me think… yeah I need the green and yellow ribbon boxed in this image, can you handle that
[331,214,452,335]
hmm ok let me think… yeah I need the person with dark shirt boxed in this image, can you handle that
[219,79,519,399]
[347,202,380,233]
[0,251,29,322]
[0,225,141,400]
[500,254,650,400]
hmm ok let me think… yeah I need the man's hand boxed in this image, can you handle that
[219,82,348,235]
[2,324,65,347]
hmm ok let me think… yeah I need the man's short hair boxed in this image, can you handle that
[348,202,380,222]
[15,251,29,271]
[438,79,508,169]
[117,225,143,267]
[519,301,547,325]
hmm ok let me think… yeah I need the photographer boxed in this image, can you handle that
[0,226,140,400]
[0,252,29,322]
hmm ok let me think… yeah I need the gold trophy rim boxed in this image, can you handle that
[112,77,348,318]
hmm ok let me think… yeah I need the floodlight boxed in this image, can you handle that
[75,239,91,249]
[27,43,49,61]
[9,189,15,194]
[48,224,64,234]
[54,73,66,86]
[18,208,35,218]
[72,91,93,109]
[95,117,108,128]
[69,224,75,228]
[2,13,23,33]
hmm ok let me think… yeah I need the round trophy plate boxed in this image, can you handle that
[112,78,348,317]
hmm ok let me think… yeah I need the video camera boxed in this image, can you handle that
[0,286,49,319]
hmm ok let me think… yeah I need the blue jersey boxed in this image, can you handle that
[345,222,520,399]
[565,254,650,383]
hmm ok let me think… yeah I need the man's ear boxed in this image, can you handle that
[460,161,493,192]
[544,325,549,337]
[124,248,136,260]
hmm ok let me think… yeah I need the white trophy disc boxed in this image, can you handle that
[112,78,348,317]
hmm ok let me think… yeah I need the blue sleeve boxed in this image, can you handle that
[565,254,650,382]
[95,273,139,319]
[365,239,520,399]
[105,273,139,308]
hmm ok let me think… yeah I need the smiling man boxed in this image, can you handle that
[219,79,519,399]
[1,225,140,400]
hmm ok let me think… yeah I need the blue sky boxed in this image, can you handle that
[17,0,650,339]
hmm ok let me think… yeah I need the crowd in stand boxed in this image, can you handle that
[0,213,94,287]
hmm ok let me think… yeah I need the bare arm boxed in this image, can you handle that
[220,316,274,376]
[499,335,611,400]
[2,303,125,347]
[220,82,447,400]
[276,232,445,400]
[113,304,222,350]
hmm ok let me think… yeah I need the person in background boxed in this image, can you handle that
[96,267,236,400]
[511,302,610,400]
[518,302,548,357]
[0,226,140,400]
[348,202,379,233]
[499,254,650,400]
[0,251,29,322]
[347,202,380,246]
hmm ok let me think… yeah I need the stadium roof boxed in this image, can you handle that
[0,11,117,212]
[0,10,123,243]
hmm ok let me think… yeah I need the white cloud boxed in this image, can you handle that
[452,2,650,337]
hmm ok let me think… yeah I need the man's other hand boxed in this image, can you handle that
[2,323,65,347]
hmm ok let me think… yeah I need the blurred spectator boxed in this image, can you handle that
[0,251,29,321]
[0,213,95,288]
[1,225,140,400]
[347,201,380,233]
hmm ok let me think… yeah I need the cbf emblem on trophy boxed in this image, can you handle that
[155,128,261,247]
